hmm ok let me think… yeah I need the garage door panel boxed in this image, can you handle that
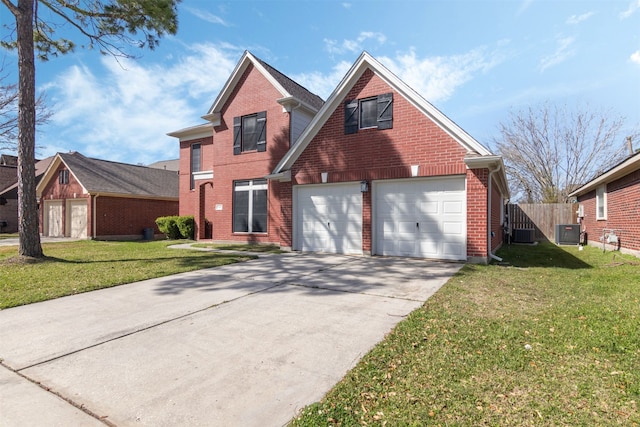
[443,200,463,214]
[375,177,466,261]
[443,222,463,235]
[297,184,362,255]
[419,201,438,214]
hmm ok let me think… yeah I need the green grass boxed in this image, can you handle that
[0,240,255,309]
[291,243,640,426]
[191,242,284,253]
[0,233,19,240]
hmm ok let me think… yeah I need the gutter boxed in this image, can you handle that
[92,193,99,239]
[488,164,503,263]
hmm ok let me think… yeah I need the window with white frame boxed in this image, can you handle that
[233,179,267,233]
[190,143,201,190]
[596,184,607,220]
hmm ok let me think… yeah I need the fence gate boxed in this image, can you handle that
[507,203,577,243]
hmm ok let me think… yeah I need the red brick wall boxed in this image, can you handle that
[179,135,213,227]
[95,196,178,238]
[467,168,488,259]
[284,69,488,257]
[207,63,290,244]
[578,169,640,254]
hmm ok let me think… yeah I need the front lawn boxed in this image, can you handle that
[291,243,640,426]
[0,240,255,309]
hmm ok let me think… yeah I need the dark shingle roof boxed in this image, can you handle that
[59,152,178,199]
[255,58,325,111]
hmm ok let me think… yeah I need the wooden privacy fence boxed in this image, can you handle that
[508,203,578,242]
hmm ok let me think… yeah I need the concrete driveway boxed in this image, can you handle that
[0,252,462,426]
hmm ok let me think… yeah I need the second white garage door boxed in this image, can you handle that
[296,183,362,255]
[375,177,467,261]
[67,199,88,239]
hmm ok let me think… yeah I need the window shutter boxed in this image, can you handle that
[233,116,241,155]
[377,93,393,130]
[344,100,358,134]
[256,111,267,152]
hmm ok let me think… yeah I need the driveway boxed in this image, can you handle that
[0,253,462,426]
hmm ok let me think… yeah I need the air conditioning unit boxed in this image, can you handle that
[555,224,580,245]
[513,228,535,243]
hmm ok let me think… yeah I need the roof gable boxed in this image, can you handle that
[36,152,178,199]
[272,51,493,175]
[202,51,323,124]
[569,151,640,197]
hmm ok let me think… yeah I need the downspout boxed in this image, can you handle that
[92,194,99,239]
[488,164,503,263]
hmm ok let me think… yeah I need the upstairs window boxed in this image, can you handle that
[596,184,607,220]
[58,169,69,184]
[233,111,267,154]
[345,93,393,134]
[190,143,201,190]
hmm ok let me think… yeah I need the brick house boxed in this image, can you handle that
[569,151,640,257]
[36,152,178,240]
[0,156,53,233]
[170,51,509,263]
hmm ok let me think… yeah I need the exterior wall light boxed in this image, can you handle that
[360,180,369,193]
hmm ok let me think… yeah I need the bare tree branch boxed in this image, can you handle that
[494,101,635,203]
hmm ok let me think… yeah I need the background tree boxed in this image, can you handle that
[1,68,53,151]
[493,101,638,203]
[1,0,180,258]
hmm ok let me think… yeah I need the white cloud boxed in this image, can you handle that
[185,6,230,26]
[631,50,640,65]
[378,47,504,103]
[324,32,386,55]
[342,3,352,9]
[291,61,353,100]
[620,0,640,19]
[294,46,504,103]
[539,36,575,72]
[40,44,240,164]
[566,11,594,24]
[516,0,535,16]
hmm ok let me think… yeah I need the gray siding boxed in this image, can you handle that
[290,109,314,146]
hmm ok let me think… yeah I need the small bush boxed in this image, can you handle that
[155,216,181,239]
[175,215,195,240]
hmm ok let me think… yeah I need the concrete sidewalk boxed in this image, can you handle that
[0,253,462,426]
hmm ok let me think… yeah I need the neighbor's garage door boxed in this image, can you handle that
[296,183,362,255]
[67,199,88,238]
[375,177,466,261]
[44,200,63,237]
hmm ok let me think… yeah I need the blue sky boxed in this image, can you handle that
[1,0,639,165]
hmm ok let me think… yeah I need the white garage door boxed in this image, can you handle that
[67,200,88,238]
[375,177,466,261]
[44,201,63,237]
[296,183,362,255]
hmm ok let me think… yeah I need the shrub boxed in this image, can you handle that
[175,215,195,240]
[155,216,181,239]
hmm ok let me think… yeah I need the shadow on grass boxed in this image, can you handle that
[496,242,591,269]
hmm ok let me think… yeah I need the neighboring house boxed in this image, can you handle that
[0,156,53,233]
[36,152,179,239]
[569,151,640,257]
[148,159,179,172]
[169,51,509,263]
[0,154,18,192]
